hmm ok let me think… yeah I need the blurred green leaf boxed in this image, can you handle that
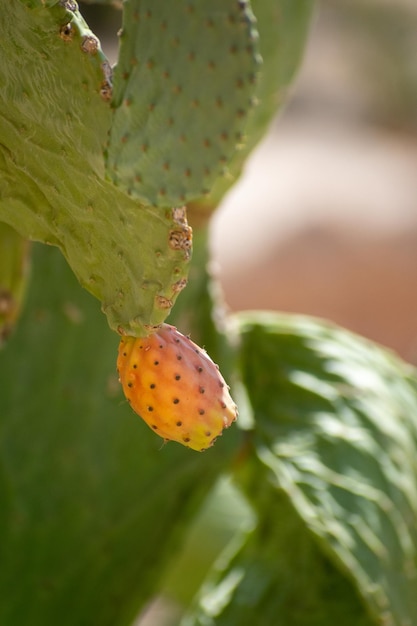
[182,464,374,626]
[231,312,417,626]
[0,244,235,626]
[162,476,255,609]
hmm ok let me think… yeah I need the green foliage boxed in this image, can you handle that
[0,244,236,626]
[183,474,374,626]
[232,314,417,626]
[2,2,417,626]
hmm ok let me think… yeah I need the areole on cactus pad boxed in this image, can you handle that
[117,324,238,451]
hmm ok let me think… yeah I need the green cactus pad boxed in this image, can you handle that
[106,0,261,207]
[190,0,314,211]
[235,312,417,626]
[0,1,190,335]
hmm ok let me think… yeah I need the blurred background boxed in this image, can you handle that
[211,0,417,363]
[82,0,417,364]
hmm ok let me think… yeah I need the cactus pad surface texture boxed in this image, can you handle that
[0,0,192,336]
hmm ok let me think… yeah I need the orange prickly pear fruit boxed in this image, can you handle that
[117,324,238,451]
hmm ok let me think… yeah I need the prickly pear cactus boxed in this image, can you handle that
[4,2,417,626]
[182,314,417,626]
[0,0,264,338]
[0,0,194,336]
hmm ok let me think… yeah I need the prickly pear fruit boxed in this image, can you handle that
[117,324,237,451]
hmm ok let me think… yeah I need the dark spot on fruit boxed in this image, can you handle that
[220,401,227,409]
[175,374,181,380]
[154,360,159,365]
[127,382,133,388]
[199,387,205,394]
[199,410,206,416]
[123,352,127,357]
[183,437,191,443]
[133,364,137,369]
[219,382,224,388]
[176,420,182,426]
[147,406,154,412]
[173,398,180,404]
[150,383,156,389]
[152,424,158,429]
[177,355,182,361]
[197,366,203,373]
[159,344,163,348]
[205,430,211,436]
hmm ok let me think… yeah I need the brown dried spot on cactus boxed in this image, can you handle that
[172,206,188,225]
[0,290,13,316]
[59,23,74,42]
[172,278,187,293]
[59,0,77,11]
[168,226,192,258]
[155,295,173,309]
[81,36,99,55]
[100,80,113,102]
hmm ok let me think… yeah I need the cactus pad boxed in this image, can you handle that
[236,312,417,626]
[106,0,261,206]
[0,1,190,335]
